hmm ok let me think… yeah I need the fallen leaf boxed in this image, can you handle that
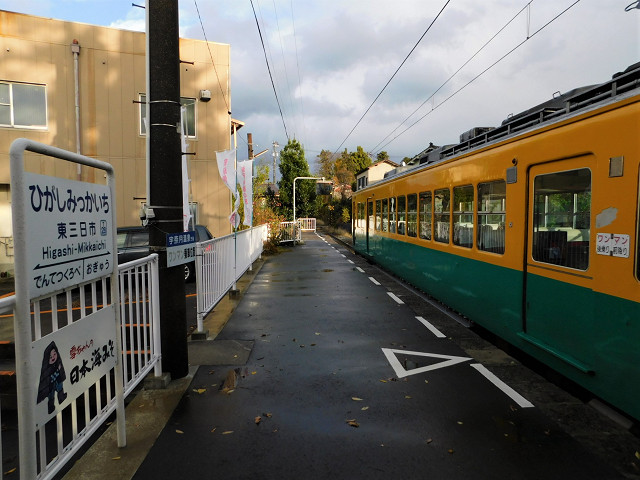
[211,427,217,433]
[346,419,360,428]
[112,457,121,460]
[361,406,369,411]
[405,396,412,399]
[263,412,273,418]
[300,345,305,348]
[175,430,184,434]
[233,354,238,358]
[635,451,640,460]
[379,379,388,383]
[255,416,262,425]
[448,449,454,454]
[457,421,463,425]
[424,380,429,384]
[222,430,234,435]
[193,388,206,394]
[352,397,363,401]
[426,438,433,444]
[311,343,317,346]
[4,467,16,475]
[251,371,257,375]
[315,332,321,336]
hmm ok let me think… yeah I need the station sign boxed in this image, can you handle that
[166,231,196,267]
[596,233,630,258]
[23,172,114,298]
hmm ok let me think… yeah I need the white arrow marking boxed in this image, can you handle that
[381,348,472,378]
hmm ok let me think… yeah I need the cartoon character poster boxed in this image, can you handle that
[31,305,118,427]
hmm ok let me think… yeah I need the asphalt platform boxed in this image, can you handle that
[65,231,639,479]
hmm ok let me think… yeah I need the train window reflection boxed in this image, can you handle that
[434,188,450,243]
[478,181,506,254]
[419,192,432,240]
[407,194,417,238]
[382,198,388,232]
[390,197,397,234]
[397,196,407,235]
[376,200,382,231]
[533,168,591,270]
[453,185,474,248]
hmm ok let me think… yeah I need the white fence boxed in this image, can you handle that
[195,224,268,334]
[0,254,161,479]
[298,218,316,232]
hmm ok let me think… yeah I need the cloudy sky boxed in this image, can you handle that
[1,0,639,171]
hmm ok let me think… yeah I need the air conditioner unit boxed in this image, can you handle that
[199,89,211,102]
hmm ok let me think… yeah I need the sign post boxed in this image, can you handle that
[10,139,125,478]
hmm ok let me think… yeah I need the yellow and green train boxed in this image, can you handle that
[352,63,640,421]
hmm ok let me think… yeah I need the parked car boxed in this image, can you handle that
[117,225,213,281]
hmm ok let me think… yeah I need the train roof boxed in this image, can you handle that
[379,62,640,184]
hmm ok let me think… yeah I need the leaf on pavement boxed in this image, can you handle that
[352,397,363,401]
[346,419,359,428]
[175,429,184,434]
[255,416,262,425]
[222,430,234,435]
[193,388,206,394]
[361,406,369,411]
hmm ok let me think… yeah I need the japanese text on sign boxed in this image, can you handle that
[596,233,630,258]
[166,231,196,268]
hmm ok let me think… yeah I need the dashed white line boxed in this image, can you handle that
[356,267,365,273]
[416,316,446,338]
[368,276,381,285]
[387,292,404,304]
[347,259,354,264]
[340,254,346,258]
[470,364,534,408]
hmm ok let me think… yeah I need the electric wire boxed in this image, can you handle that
[249,0,290,140]
[375,0,582,152]
[370,1,533,154]
[291,0,307,143]
[272,0,296,136]
[332,0,451,156]
[193,0,231,114]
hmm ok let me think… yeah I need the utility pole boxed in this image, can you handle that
[147,0,188,379]
[247,133,254,159]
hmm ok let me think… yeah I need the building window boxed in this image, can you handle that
[478,180,506,254]
[407,193,417,238]
[419,191,432,240]
[140,94,196,137]
[453,185,474,248]
[533,168,590,270]
[434,188,450,243]
[0,82,47,129]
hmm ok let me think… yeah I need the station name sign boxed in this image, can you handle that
[166,231,196,267]
[24,172,114,298]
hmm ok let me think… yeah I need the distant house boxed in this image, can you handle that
[355,159,399,191]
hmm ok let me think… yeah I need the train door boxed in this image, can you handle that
[523,158,594,373]
[366,200,374,254]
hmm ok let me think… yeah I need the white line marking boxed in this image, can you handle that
[387,292,404,304]
[382,348,472,378]
[347,259,354,264]
[470,364,534,408]
[416,316,446,338]
[356,267,365,273]
[340,254,346,258]
[368,276,381,285]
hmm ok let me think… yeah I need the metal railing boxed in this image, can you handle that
[298,218,316,232]
[0,254,161,480]
[195,224,268,334]
[279,221,301,243]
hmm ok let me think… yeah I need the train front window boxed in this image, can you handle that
[397,196,406,235]
[453,185,474,248]
[407,194,417,238]
[434,188,450,244]
[419,191,432,240]
[478,180,506,254]
[532,168,591,270]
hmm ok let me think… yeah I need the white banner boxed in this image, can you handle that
[216,149,238,198]
[237,159,253,227]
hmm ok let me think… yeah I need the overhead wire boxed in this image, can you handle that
[249,0,290,140]
[290,0,307,143]
[375,0,582,152]
[272,0,296,136]
[371,1,533,154]
[332,0,452,156]
[193,0,231,115]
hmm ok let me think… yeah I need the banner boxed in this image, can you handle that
[216,149,238,198]
[180,106,192,231]
[237,159,253,227]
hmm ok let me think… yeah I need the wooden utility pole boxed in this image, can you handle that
[147,0,188,379]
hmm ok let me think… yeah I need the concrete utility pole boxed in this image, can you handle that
[147,0,188,379]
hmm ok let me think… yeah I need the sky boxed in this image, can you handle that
[1,0,639,172]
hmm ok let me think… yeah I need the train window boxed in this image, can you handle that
[390,197,397,234]
[397,196,407,235]
[407,194,417,238]
[453,185,474,248]
[434,188,450,243]
[368,201,375,231]
[382,198,388,232]
[532,168,591,270]
[478,180,506,254]
[375,200,382,230]
[357,202,365,229]
[419,191,432,240]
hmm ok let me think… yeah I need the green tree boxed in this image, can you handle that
[376,151,389,162]
[316,149,337,180]
[277,139,316,220]
[350,146,372,174]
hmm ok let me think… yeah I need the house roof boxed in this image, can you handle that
[355,159,399,176]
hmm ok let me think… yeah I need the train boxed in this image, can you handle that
[351,62,640,422]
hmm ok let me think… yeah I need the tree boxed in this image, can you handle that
[277,138,316,219]
[350,146,372,174]
[376,151,390,162]
[316,149,337,180]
